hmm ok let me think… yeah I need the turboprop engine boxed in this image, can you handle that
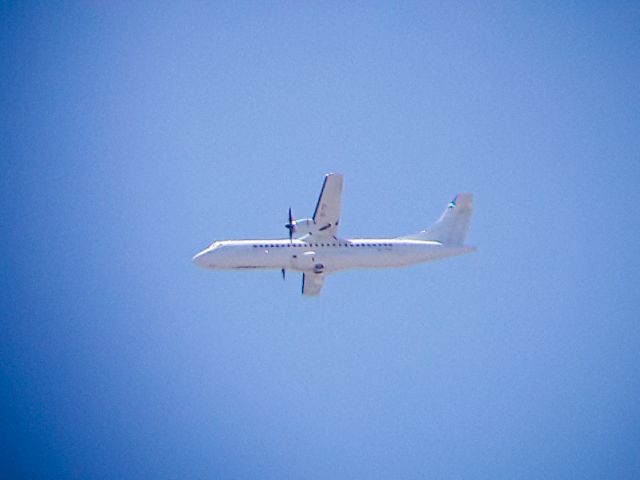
[284,208,324,240]
[289,218,315,237]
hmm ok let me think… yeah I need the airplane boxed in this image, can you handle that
[193,173,475,295]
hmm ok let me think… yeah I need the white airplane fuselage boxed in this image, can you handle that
[192,238,475,273]
[193,173,475,295]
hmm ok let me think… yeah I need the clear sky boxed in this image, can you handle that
[2,2,639,478]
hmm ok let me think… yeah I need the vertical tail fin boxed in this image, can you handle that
[403,193,474,245]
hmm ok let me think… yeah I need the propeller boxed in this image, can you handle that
[284,207,296,241]
[282,207,296,281]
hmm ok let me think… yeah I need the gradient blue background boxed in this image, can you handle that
[2,2,639,478]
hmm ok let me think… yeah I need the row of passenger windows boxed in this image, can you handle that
[253,243,392,248]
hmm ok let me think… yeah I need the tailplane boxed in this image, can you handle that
[402,193,473,245]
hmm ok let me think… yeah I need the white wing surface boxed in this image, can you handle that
[302,273,325,296]
[312,173,343,239]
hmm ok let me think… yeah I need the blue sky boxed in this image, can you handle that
[2,2,639,478]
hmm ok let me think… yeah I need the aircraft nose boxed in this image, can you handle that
[192,250,209,268]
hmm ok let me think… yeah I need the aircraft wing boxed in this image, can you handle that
[312,173,343,239]
[302,273,325,296]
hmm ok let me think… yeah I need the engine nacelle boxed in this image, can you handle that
[292,218,316,237]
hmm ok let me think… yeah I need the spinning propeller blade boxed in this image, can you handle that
[284,207,296,241]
